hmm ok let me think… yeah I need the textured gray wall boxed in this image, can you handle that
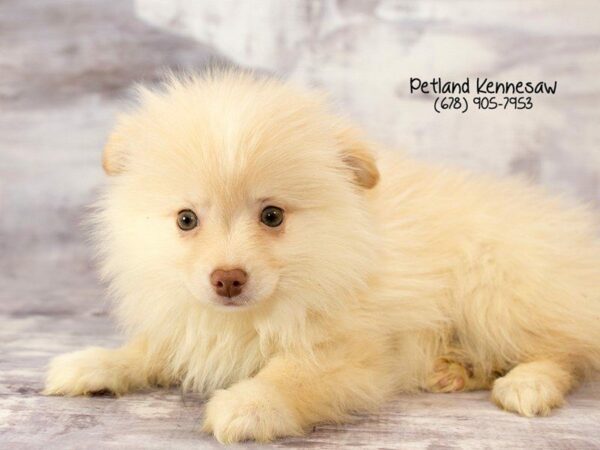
[3,0,600,311]
[137,0,600,208]
[0,0,217,313]
[1,0,599,312]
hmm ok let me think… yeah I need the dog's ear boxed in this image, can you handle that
[102,127,128,176]
[337,127,380,189]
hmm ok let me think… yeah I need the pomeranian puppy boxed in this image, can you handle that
[45,69,600,443]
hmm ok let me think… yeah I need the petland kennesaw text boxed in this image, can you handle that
[410,77,558,95]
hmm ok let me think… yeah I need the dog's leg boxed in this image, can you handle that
[426,357,471,392]
[202,351,394,443]
[491,359,576,416]
[425,356,493,393]
[43,336,165,396]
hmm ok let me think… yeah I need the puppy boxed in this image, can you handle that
[45,69,600,443]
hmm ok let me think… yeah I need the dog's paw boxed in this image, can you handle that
[491,369,565,417]
[426,358,472,393]
[43,347,127,396]
[202,379,303,443]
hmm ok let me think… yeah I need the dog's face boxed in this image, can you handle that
[99,72,379,314]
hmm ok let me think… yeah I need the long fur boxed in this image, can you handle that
[45,69,600,443]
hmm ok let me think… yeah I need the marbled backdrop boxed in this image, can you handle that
[137,0,600,206]
[0,1,599,449]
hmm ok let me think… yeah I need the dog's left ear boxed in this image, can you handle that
[337,127,380,190]
[102,127,128,176]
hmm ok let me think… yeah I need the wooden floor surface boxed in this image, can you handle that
[2,309,599,449]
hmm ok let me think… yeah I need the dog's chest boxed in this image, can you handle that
[172,320,268,395]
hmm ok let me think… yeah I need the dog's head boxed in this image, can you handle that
[98,70,380,318]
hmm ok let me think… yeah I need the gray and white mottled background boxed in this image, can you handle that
[1,1,599,448]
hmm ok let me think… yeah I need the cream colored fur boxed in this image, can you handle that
[44,70,600,443]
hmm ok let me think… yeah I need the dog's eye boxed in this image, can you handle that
[177,209,198,231]
[260,206,284,228]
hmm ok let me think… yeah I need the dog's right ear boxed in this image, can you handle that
[102,128,128,176]
[337,126,380,190]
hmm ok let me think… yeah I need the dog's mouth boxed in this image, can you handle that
[219,298,249,307]
[187,274,279,311]
[211,294,254,310]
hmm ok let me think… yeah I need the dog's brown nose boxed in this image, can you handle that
[210,269,248,298]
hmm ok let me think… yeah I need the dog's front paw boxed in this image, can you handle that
[202,379,303,443]
[491,370,565,417]
[44,347,127,396]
